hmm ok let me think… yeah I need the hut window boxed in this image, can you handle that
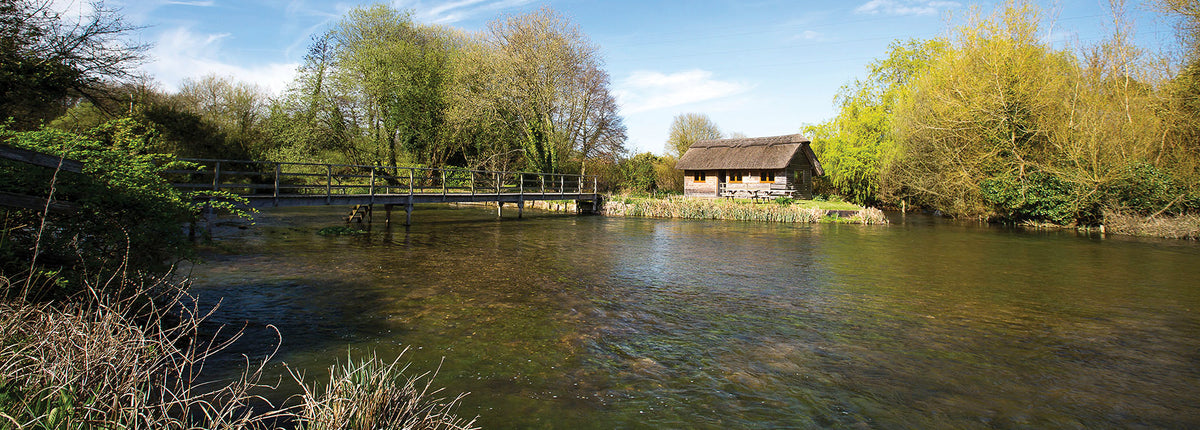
[760,171,775,183]
[729,171,744,183]
[694,171,706,182]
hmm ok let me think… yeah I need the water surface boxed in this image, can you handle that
[189,205,1200,428]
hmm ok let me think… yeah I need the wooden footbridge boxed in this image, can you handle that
[168,159,602,225]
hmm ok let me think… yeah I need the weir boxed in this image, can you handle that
[168,159,602,226]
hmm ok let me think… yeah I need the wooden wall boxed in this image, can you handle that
[683,170,719,197]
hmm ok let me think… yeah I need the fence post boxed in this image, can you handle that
[541,175,545,194]
[560,175,565,197]
[408,168,414,197]
[326,165,332,204]
[273,163,281,207]
[470,171,475,195]
[212,161,221,191]
[369,168,376,205]
[442,169,447,197]
[495,172,501,195]
[593,176,598,195]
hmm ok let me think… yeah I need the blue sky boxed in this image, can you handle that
[55,0,1175,155]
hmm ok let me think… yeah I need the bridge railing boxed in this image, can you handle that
[166,159,599,201]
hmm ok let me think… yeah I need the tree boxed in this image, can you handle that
[172,74,270,159]
[665,113,721,158]
[805,39,947,206]
[0,0,146,129]
[467,8,626,173]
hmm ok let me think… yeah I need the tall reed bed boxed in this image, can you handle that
[1103,210,1200,239]
[605,195,887,224]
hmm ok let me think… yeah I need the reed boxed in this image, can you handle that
[0,277,283,429]
[290,351,476,430]
[604,195,886,224]
[1102,210,1200,240]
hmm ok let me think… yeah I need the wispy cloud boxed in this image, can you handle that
[392,0,536,24]
[163,0,214,6]
[614,70,752,115]
[794,30,823,41]
[143,27,298,95]
[854,0,960,16]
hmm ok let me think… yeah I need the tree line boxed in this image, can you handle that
[6,2,629,180]
[806,0,1200,226]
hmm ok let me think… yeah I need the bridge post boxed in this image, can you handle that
[325,165,332,205]
[441,169,446,198]
[273,163,280,207]
[405,200,413,226]
[369,169,376,205]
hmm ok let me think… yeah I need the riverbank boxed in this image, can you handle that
[600,194,888,224]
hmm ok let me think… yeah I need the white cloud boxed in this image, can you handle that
[391,0,536,24]
[142,27,298,95]
[854,0,960,16]
[614,70,752,115]
[797,30,822,41]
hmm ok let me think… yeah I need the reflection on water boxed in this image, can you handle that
[189,205,1200,428]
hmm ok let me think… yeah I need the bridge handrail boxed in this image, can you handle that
[175,158,594,180]
[169,158,600,203]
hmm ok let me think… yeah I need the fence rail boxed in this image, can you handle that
[166,159,601,211]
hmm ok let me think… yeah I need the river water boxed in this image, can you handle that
[188,205,1200,429]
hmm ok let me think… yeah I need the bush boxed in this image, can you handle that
[0,119,245,300]
[980,170,1095,225]
[1102,162,1196,216]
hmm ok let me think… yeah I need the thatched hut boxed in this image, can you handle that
[675,134,824,199]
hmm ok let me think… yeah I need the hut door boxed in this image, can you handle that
[718,170,727,196]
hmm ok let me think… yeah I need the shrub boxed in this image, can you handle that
[980,170,1094,225]
[1,119,248,300]
[1102,162,1196,216]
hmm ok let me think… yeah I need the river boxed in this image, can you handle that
[188,205,1200,429]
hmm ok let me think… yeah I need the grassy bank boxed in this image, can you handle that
[604,195,886,224]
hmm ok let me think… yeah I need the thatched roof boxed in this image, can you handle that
[675,134,824,175]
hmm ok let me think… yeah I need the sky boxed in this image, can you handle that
[53,0,1178,155]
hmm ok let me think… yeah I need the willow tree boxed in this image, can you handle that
[887,1,1082,219]
[806,39,946,206]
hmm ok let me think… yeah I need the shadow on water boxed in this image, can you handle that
[187,205,1200,429]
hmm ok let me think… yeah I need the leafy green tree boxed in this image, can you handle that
[805,39,946,206]
[665,113,721,158]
